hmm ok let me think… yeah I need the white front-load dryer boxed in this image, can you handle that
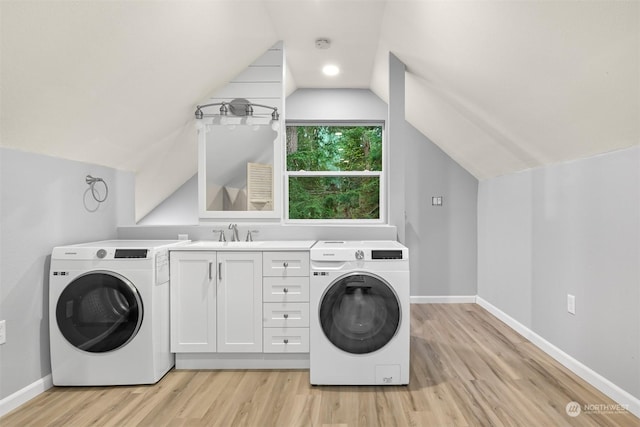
[310,241,410,385]
[49,240,187,386]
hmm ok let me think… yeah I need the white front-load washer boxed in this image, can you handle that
[310,240,410,385]
[49,240,187,386]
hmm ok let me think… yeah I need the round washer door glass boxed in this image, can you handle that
[56,271,143,353]
[319,273,400,354]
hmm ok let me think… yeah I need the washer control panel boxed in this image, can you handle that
[311,241,408,262]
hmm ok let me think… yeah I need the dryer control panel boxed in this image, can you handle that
[114,249,148,258]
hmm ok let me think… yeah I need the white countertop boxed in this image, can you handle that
[169,240,317,251]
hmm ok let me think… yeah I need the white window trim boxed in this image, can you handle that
[287,171,381,177]
[284,121,386,224]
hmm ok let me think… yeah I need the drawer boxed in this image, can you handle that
[263,327,309,353]
[263,302,309,327]
[263,277,309,302]
[263,252,309,277]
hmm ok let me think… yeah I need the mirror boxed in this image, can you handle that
[198,120,281,219]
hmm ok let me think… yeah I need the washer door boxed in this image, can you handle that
[319,272,401,354]
[56,271,143,353]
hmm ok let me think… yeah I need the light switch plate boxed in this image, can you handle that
[0,320,6,344]
[567,294,576,315]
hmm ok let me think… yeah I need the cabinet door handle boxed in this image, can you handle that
[283,339,289,344]
[283,288,289,294]
[283,313,289,319]
[208,262,212,280]
[283,261,288,268]
[218,262,222,281]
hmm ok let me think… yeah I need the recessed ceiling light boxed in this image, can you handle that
[322,64,340,76]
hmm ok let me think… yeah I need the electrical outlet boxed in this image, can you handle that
[567,294,576,315]
[0,320,6,344]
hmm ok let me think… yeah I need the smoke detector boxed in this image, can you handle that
[315,38,331,50]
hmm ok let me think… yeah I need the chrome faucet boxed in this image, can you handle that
[246,230,259,242]
[213,229,226,242]
[228,223,240,242]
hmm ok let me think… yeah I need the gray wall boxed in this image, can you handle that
[478,146,640,399]
[285,88,387,121]
[388,53,407,243]
[477,171,533,324]
[0,147,133,400]
[139,175,199,225]
[405,124,478,297]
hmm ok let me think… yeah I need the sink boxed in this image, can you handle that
[174,240,317,251]
[186,241,266,249]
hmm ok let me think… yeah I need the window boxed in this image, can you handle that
[285,124,384,221]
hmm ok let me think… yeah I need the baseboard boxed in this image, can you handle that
[0,374,53,418]
[476,296,640,419]
[411,295,477,304]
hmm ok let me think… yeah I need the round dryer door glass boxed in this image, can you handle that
[56,271,143,353]
[319,273,401,354]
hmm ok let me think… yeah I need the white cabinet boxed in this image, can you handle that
[170,251,217,352]
[170,251,262,353]
[216,252,262,353]
[262,251,310,353]
[171,249,310,359]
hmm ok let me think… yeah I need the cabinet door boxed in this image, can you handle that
[170,251,217,352]
[217,252,263,352]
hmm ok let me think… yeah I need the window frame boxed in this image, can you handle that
[284,121,386,224]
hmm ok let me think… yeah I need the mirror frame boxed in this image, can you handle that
[197,119,282,219]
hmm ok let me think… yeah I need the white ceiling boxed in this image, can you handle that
[1,1,638,220]
[265,1,387,89]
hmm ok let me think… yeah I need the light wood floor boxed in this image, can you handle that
[2,304,638,426]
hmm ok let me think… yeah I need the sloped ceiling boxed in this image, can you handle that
[2,1,638,221]
[371,1,640,179]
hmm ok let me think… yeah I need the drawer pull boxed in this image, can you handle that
[283,313,289,319]
[283,288,289,293]
[284,339,289,344]
[283,261,289,268]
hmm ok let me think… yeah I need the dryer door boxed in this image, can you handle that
[319,272,401,354]
[56,271,143,353]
